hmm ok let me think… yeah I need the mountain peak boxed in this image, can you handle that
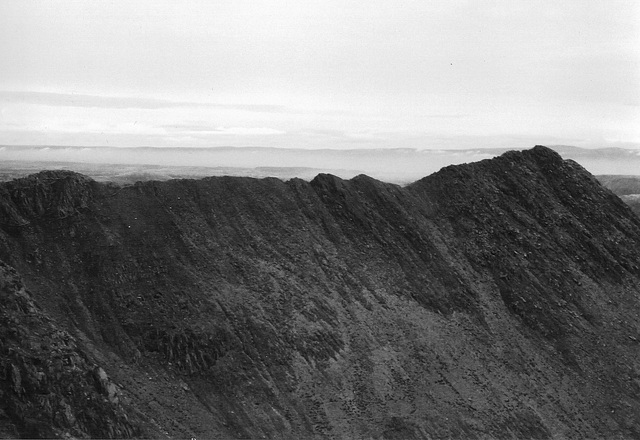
[0,170,95,226]
[2,147,640,438]
[530,144,563,159]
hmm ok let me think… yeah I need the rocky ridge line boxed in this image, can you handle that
[0,146,640,438]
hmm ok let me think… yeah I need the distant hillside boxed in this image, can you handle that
[598,175,640,195]
[622,195,640,217]
[598,175,640,217]
[1,146,640,438]
[2,144,640,185]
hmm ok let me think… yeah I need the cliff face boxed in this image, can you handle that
[0,261,138,438]
[1,146,640,438]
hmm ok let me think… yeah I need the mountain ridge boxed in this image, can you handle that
[1,145,640,438]
[3,143,640,184]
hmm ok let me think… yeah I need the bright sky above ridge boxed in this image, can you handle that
[1,0,639,150]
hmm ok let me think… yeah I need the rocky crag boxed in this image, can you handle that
[0,261,138,438]
[1,146,640,438]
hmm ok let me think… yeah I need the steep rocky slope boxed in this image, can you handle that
[0,261,139,438]
[1,146,640,438]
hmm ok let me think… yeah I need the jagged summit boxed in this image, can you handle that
[0,170,96,226]
[414,145,573,185]
[0,145,591,196]
[1,146,640,438]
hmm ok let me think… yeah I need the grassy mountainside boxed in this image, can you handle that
[1,146,640,438]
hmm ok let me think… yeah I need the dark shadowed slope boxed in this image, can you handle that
[0,262,139,438]
[1,146,640,438]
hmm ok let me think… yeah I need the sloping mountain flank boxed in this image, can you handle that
[1,145,640,438]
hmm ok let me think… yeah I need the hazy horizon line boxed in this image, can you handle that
[2,143,640,153]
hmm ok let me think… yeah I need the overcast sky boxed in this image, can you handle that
[1,0,639,150]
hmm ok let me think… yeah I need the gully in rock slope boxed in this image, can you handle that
[0,146,639,438]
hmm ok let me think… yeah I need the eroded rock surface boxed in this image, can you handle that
[0,261,138,438]
[1,146,640,438]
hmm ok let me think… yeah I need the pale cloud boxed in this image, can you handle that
[0,1,638,150]
[0,91,293,113]
[180,126,286,136]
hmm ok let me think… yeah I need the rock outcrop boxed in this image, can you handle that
[0,261,138,438]
[1,146,640,438]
